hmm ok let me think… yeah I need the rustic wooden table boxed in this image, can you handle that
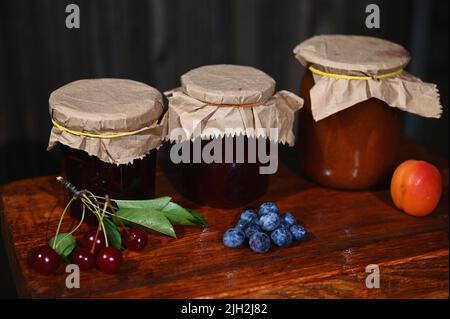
[1,141,448,298]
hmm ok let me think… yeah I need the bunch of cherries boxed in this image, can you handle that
[31,227,148,275]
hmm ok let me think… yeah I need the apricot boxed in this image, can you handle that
[390,160,442,216]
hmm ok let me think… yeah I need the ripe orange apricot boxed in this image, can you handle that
[390,160,442,216]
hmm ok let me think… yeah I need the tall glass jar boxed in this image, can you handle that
[293,35,442,190]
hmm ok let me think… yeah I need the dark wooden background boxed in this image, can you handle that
[0,0,448,298]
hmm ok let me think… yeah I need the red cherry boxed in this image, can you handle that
[71,247,95,271]
[96,247,123,274]
[122,227,148,251]
[31,245,61,275]
[80,229,106,253]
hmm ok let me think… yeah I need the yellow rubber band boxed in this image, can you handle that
[206,102,260,108]
[309,65,403,80]
[51,118,147,139]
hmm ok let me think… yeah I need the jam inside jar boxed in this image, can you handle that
[168,136,269,208]
[297,70,402,190]
[61,145,156,223]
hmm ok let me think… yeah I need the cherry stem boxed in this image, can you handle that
[80,191,132,237]
[104,200,128,234]
[52,195,76,250]
[56,176,85,198]
[81,191,111,222]
[81,197,115,219]
[54,204,86,249]
[90,195,109,254]
[81,194,101,218]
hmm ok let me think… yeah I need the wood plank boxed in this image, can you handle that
[0,141,448,298]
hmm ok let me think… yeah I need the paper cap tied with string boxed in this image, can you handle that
[293,35,442,121]
[164,64,303,146]
[47,78,166,165]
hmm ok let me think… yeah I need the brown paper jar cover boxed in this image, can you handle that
[293,35,442,190]
[293,35,442,121]
[47,78,166,165]
[164,64,304,146]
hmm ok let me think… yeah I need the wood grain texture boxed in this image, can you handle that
[0,141,448,299]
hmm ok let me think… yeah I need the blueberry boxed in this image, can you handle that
[282,212,297,226]
[222,228,245,248]
[271,228,293,247]
[278,219,290,229]
[290,224,308,241]
[250,217,260,227]
[240,210,257,224]
[258,202,279,216]
[244,224,261,239]
[235,219,249,230]
[249,232,271,253]
[259,213,280,232]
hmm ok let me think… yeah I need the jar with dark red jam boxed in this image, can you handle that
[47,78,165,222]
[167,136,269,208]
[61,145,156,221]
[163,64,303,208]
[293,35,442,190]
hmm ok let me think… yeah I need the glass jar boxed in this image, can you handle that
[293,35,441,190]
[298,70,402,190]
[163,64,303,208]
[47,78,165,223]
[61,145,156,221]
[171,136,269,208]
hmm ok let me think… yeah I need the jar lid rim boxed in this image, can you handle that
[181,64,276,105]
[49,78,163,133]
[293,35,411,74]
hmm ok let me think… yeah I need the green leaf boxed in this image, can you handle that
[103,217,122,249]
[116,207,176,238]
[187,208,208,226]
[48,233,76,257]
[112,196,207,238]
[61,242,77,261]
[161,202,198,226]
[114,196,171,210]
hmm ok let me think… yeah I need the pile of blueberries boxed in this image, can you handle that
[222,202,308,253]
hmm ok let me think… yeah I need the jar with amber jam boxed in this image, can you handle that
[163,64,303,208]
[48,79,166,221]
[293,35,442,190]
